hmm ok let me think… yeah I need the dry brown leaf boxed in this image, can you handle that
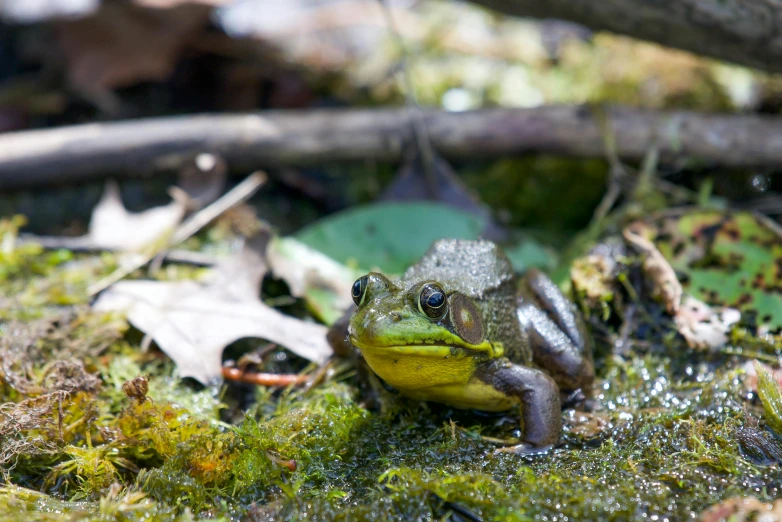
[31,160,228,254]
[56,1,215,89]
[675,295,740,350]
[623,223,682,315]
[22,182,186,252]
[89,181,186,252]
[700,497,782,522]
[92,233,332,384]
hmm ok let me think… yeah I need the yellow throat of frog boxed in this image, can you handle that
[355,340,503,392]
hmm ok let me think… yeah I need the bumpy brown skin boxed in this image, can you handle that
[331,239,594,450]
[400,239,532,364]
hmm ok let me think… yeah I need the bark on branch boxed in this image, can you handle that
[0,105,780,189]
[471,0,782,73]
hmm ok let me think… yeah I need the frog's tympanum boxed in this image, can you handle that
[335,239,594,451]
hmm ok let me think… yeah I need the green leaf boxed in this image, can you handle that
[643,210,782,331]
[294,202,486,274]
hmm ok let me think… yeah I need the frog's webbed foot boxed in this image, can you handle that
[475,359,561,448]
[518,269,595,392]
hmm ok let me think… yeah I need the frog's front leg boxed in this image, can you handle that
[475,359,561,449]
[518,269,595,391]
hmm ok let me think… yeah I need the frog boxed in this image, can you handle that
[330,239,594,452]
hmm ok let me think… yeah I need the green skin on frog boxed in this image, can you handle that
[341,239,595,450]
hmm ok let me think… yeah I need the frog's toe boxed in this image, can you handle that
[493,442,555,456]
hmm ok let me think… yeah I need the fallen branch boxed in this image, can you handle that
[1,105,782,189]
[471,0,782,74]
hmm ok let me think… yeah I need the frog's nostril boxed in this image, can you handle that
[390,312,402,322]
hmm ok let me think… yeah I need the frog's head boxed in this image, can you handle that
[347,273,502,391]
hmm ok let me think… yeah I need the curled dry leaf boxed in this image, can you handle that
[26,181,187,253]
[89,181,187,252]
[28,161,228,256]
[92,232,332,384]
[623,222,682,315]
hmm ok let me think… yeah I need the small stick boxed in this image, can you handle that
[18,235,219,266]
[221,367,309,387]
[87,171,267,296]
[265,449,297,471]
[171,172,267,245]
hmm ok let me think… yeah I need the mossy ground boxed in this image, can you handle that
[1,212,782,522]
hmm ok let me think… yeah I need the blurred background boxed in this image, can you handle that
[1,0,781,242]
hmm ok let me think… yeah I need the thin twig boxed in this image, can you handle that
[172,172,266,244]
[376,0,438,196]
[18,235,219,266]
[589,106,626,228]
[87,171,267,296]
[221,367,309,387]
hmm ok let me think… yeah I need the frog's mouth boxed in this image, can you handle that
[352,340,454,358]
[350,337,501,359]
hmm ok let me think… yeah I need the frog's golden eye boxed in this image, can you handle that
[352,276,368,306]
[418,283,448,319]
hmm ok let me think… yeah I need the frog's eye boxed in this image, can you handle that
[418,283,448,319]
[352,276,368,306]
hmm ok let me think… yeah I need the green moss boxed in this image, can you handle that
[0,483,213,522]
[755,361,782,435]
[3,215,782,522]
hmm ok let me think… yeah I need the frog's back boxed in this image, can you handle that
[402,239,530,363]
[401,239,513,296]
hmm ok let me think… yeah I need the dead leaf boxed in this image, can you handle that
[89,180,186,252]
[623,223,683,315]
[92,233,332,384]
[700,497,782,522]
[56,1,217,89]
[675,295,740,350]
[29,159,229,255]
